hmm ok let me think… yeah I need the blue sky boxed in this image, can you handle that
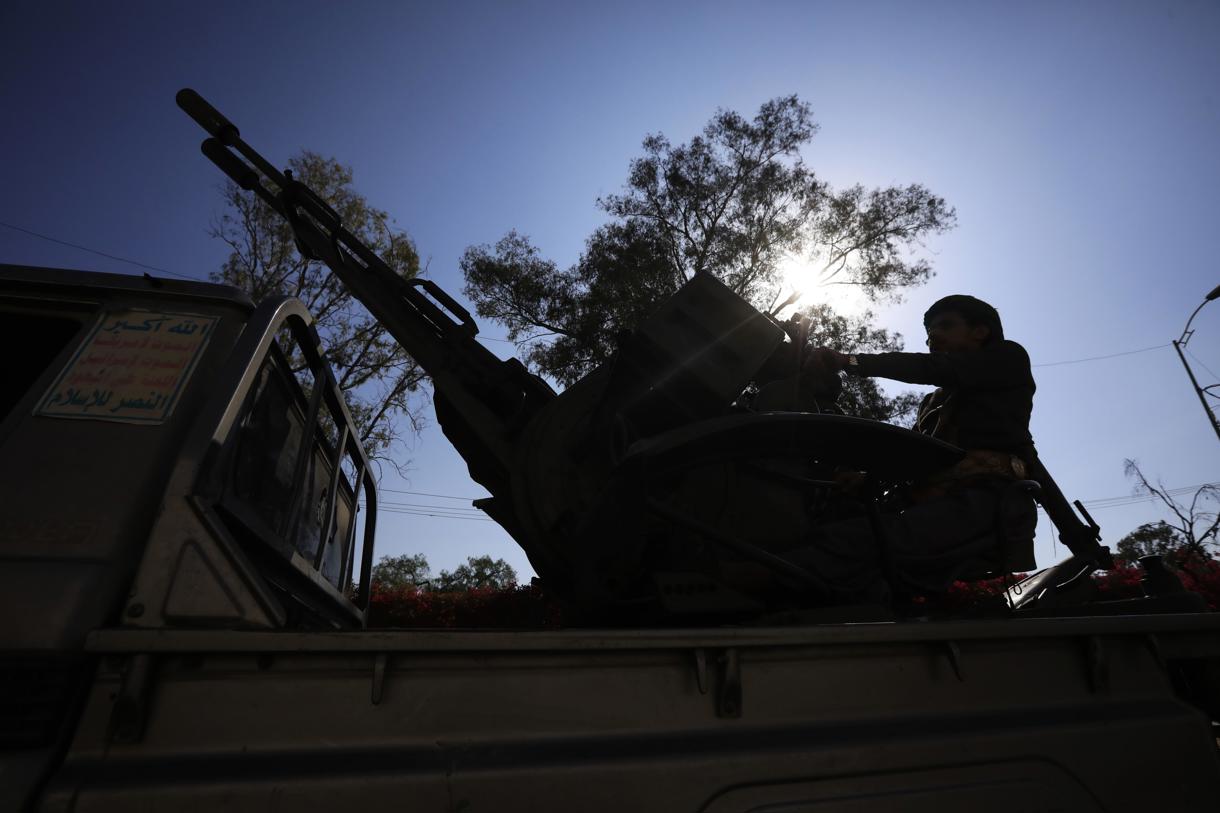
[2,0,1218,580]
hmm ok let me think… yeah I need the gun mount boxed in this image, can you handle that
[178,89,1113,617]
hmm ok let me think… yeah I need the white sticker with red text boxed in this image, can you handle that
[37,309,217,424]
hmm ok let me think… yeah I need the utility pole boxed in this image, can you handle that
[1173,284,1220,444]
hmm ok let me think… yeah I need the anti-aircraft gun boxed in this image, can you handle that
[177,89,1119,618]
[4,92,1219,813]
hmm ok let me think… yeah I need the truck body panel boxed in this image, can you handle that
[34,617,1220,811]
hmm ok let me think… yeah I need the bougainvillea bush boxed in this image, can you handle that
[366,554,1219,628]
[1097,552,1220,610]
[1180,558,1220,609]
[367,582,564,629]
[940,551,1220,613]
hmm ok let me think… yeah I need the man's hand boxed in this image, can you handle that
[807,347,850,373]
[833,469,867,495]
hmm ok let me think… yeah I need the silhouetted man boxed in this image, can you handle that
[795,295,1038,603]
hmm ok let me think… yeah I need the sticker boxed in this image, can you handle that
[36,309,218,424]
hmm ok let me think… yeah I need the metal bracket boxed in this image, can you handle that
[692,648,709,695]
[944,640,965,682]
[371,652,388,705]
[1145,633,1167,674]
[717,648,742,718]
[1084,636,1109,694]
[108,654,154,744]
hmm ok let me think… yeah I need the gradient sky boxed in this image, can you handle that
[2,0,1218,581]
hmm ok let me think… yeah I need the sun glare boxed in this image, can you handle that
[774,256,868,319]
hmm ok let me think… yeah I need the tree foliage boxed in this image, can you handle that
[796,304,923,420]
[1115,521,1188,562]
[370,553,432,590]
[1121,459,1219,562]
[461,95,955,423]
[435,555,518,592]
[211,151,427,463]
[370,553,518,592]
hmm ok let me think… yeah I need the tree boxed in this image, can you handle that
[1115,520,1189,562]
[371,553,432,590]
[434,555,518,591]
[461,95,955,421]
[370,553,519,592]
[1122,459,1219,562]
[211,151,427,465]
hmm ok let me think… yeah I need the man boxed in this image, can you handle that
[787,294,1039,603]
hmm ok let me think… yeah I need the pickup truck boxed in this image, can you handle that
[2,91,1218,811]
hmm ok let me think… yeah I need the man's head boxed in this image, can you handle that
[923,295,1003,352]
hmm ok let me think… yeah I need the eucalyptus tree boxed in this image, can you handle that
[461,95,954,419]
[211,151,427,464]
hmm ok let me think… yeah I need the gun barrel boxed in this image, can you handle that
[176,88,239,143]
[201,139,258,190]
[180,89,555,524]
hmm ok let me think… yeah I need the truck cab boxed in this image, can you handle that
[1,264,376,809]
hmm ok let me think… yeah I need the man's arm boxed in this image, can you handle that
[813,341,1032,389]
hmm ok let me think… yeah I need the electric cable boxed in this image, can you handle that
[368,482,1218,521]
[1032,344,1168,368]
[5,221,1195,370]
[0,219,201,281]
[377,487,483,501]
[1184,347,1220,386]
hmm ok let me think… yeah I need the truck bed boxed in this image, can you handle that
[33,613,1220,811]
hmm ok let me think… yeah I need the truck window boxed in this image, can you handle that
[218,338,360,593]
[300,438,357,587]
[0,309,83,425]
[229,352,307,543]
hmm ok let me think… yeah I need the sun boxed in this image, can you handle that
[774,255,869,319]
[776,255,821,310]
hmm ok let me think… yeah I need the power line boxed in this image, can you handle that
[2,219,1193,370]
[361,498,490,517]
[1034,482,1218,514]
[376,507,493,521]
[0,220,533,353]
[1184,347,1220,386]
[1032,344,1168,368]
[369,481,1219,523]
[481,338,1178,367]
[378,487,483,501]
[373,481,1219,507]
[7,218,1189,374]
[380,498,484,508]
[380,500,485,514]
[1080,496,1190,512]
[1081,483,1208,507]
[0,219,200,281]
